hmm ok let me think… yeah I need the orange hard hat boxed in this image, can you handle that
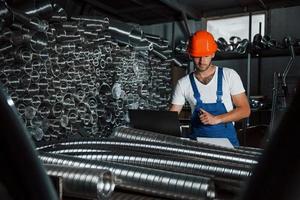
[188,30,217,57]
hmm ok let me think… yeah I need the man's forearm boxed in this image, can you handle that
[215,107,251,124]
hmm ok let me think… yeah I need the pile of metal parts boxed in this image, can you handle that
[216,37,249,54]
[0,0,182,141]
[174,34,300,59]
[37,126,263,199]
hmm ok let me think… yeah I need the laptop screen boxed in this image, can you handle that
[128,109,182,137]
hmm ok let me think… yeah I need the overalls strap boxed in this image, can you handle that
[217,67,223,103]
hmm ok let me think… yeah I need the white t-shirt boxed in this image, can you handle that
[172,66,245,113]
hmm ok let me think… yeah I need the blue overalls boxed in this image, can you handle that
[189,67,239,146]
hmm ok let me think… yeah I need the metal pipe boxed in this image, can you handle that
[40,152,215,200]
[50,4,67,22]
[112,127,262,157]
[45,164,115,200]
[40,148,250,192]
[37,138,258,165]
[151,49,168,60]
[10,0,53,19]
[11,8,49,32]
[73,151,252,180]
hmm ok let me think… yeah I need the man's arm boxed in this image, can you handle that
[199,92,251,125]
[170,104,184,114]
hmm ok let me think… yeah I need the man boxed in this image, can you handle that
[170,30,250,146]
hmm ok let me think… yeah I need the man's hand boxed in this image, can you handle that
[199,108,222,125]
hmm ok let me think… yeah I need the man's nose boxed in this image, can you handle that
[198,58,204,63]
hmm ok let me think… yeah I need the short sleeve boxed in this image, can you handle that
[229,69,245,95]
[171,80,186,105]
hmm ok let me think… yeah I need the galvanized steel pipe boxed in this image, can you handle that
[112,126,262,157]
[38,138,258,165]
[45,164,115,200]
[40,152,215,200]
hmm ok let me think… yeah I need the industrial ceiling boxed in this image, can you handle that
[58,0,300,25]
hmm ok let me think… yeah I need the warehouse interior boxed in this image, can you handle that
[1,0,300,199]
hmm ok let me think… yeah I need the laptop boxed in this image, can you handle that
[128,109,182,137]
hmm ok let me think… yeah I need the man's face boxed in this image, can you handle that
[192,53,215,72]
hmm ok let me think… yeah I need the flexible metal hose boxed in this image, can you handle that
[38,138,258,165]
[40,152,215,200]
[45,164,115,200]
[72,151,252,180]
[42,145,251,193]
[40,144,252,180]
[112,127,262,156]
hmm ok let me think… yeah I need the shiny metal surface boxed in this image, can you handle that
[38,138,258,165]
[38,140,252,192]
[115,126,261,156]
[73,151,252,180]
[45,164,115,200]
[112,126,262,157]
[0,2,176,140]
[236,145,264,153]
[40,152,215,200]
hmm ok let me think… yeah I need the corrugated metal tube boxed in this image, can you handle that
[40,152,215,200]
[73,151,252,180]
[38,139,258,165]
[112,126,262,156]
[45,164,115,200]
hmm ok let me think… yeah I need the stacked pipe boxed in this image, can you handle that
[37,127,261,197]
[52,148,251,192]
[40,152,216,200]
[0,1,180,141]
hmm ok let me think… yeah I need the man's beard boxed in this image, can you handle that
[196,61,212,72]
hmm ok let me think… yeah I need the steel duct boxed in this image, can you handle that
[38,134,258,164]
[111,127,262,157]
[45,164,115,200]
[72,151,252,181]
[40,144,251,192]
[37,138,258,165]
[39,143,252,180]
[40,152,216,200]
